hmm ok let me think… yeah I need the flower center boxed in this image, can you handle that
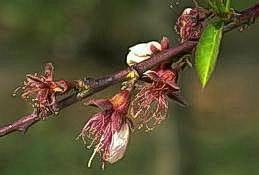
[110,90,130,110]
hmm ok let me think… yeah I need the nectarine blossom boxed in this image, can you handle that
[77,90,132,167]
[130,66,186,131]
[127,37,186,131]
[126,41,161,66]
[13,63,70,113]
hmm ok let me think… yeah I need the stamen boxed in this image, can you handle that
[12,87,22,97]
[88,141,102,168]
[87,137,98,149]
[102,162,105,170]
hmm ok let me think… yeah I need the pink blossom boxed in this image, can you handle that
[14,63,70,113]
[130,67,186,131]
[129,37,187,131]
[77,90,132,167]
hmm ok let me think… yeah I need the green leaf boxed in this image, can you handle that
[195,20,224,88]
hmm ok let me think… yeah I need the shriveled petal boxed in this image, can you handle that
[82,110,112,132]
[86,99,113,111]
[160,36,170,50]
[26,74,43,84]
[166,80,180,90]
[104,123,130,164]
[143,70,163,83]
[126,51,150,66]
[144,70,180,91]
[167,93,188,107]
[36,89,49,104]
[44,63,54,81]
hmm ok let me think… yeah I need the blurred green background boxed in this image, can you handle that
[0,0,259,175]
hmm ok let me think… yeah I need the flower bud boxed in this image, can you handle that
[126,41,161,66]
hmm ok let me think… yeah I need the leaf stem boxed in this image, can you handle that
[225,0,231,13]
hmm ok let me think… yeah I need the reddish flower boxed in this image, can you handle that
[130,66,186,131]
[176,8,208,42]
[77,90,132,167]
[14,63,70,113]
[128,36,188,131]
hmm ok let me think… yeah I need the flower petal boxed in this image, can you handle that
[143,70,162,83]
[167,93,188,107]
[126,41,161,66]
[160,36,170,50]
[36,89,49,104]
[104,123,130,164]
[166,80,180,90]
[44,63,54,81]
[86,99,113,110]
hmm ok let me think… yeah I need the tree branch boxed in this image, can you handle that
[1,3,259,137]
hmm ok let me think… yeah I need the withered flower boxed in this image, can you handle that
[176,8,208,42]
[77,90,132,168]
[14,63,70,113]
[130,66,186,131]
[127,37,187,131]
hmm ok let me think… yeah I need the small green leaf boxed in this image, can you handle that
[195,20,224,88]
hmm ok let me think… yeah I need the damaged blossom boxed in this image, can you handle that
[176,7,208,42]
[13,63,71,113]
[127,37,187,131]
[77,89,132,167]
[130,66,187,131]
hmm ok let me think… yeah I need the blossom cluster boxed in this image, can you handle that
[76,36,188,168]
[14,8,196,167]
[14,37,188,169]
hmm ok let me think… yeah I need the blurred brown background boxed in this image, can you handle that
[0,0,259,175]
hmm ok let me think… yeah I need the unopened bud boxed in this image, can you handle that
[126,41,161,66]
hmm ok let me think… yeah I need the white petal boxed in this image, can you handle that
[126,41,161,66]
[104,123,130,164]
[182,8,192,15]
[129,43,150,57]
[147,41,161,52]
[126,52,150,66]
